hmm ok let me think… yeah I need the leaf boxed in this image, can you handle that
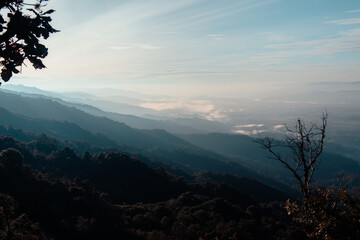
[37,44,48,57]
[30,58,46,69]
[0,15,5,23]
[43,9,55,15]
[1,68,12,82]
[12,68,20,74]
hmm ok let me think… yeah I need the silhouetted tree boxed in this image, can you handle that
[256,113,360,239]
[0,0,58,83]
[255,113,328,199]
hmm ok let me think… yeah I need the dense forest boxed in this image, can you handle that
[0,134,306,239]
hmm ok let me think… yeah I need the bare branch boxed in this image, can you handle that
[255,113,328,200]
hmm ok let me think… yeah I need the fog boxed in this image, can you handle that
[3,82,360,162]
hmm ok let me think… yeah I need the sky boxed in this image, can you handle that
[8,0,360,98]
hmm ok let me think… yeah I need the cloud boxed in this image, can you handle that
[256,32,294,42]
[236,28,360,65]
[266,28,360,51]
[109,44,161,51]
[233,129,268,135]
[109,46,134,51]
[326,18,360,25]
[234,124,264,128]
[207,34,224,40]
[230,30,360,67]
[207,34,223,37]
[138,99,230,120]
[310,81,360,85]
[346,9,360,13]
[205,109,227,121]
[273,124,285,130]
[339,28,360,36]
[157,31,180,34]
[155,0,278,30]
[138,44,162,50]
[232,123,267,135]
[139,100,214,113]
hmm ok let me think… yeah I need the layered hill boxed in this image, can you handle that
[179,133,360,185]
[0,91,261,181]
[1,89,359,193]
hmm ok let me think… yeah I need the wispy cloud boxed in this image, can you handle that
[232,28,360,66]
[339,28,360,36]
[273,124,285,130]
[207,34,224,40]
[234,124,264,128]
[205,109,227,121]
[310,81,360,85]
[326,18,360,25]
[20,0,360,96]
[256,32,293,42]
[207,34,223,37]
[138,44,162,50]
[109,46,134,51]
[153,0,278,30]
[232,123,267,135]
[230,27,360,67]
[140,100,214,112]
[346,9,360,14]
[233,129,268,135]
[109,44,162,51]
[157,31,180,35]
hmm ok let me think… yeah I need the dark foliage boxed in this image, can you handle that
[0,148,136,240]
[117,192,305,240]
[0,135,306,239]
[194,171,291,203]
[0,0,58,83]
[0,134,291,205]
[286,187,360,240]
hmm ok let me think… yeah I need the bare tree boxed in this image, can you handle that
[255,112,328,199]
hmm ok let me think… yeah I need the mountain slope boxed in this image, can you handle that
[1,86,231,134]
[0,101,295,195]
[179,132,360,184]
[0,90,194,149]
[0,103,258,183]
[0,108,119,148]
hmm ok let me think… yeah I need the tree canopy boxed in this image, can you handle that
[0,0,58,84]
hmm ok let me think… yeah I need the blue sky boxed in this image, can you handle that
[10,0,360,97]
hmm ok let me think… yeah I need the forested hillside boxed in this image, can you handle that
[0,85,359,240]
[1,91,359,192]
[0,135,304,239]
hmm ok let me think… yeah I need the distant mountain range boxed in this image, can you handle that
[1,88,360,195]
[178,133,360,185]
[1,84,231,134]
[0,90,259,179]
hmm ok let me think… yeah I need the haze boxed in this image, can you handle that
[3,0,360,156]
[7,0,360,97]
